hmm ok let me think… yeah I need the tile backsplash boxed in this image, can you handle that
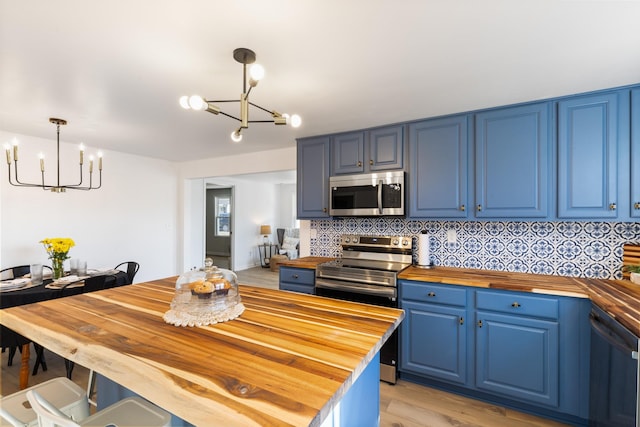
[309,219,640,280]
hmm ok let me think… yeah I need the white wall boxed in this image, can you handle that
[1,130,298,281]
[177,146,296,273]
[0,130,178,283]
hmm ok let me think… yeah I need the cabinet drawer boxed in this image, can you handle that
[475,290,558,320]
[401,281,466,306]
[279,267,315,286]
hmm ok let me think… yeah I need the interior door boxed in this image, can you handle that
[206,187,233,269]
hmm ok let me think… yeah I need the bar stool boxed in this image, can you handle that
[26,389,172,427]
[0,377,89,427]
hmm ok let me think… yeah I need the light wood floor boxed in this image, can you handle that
[1,267,569,426]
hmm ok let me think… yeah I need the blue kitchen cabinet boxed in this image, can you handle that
[408,115,470,218]
[400,281,468,385]
[474,102,552,218]
[331,131,365,175]
[475,289,590,419]
[557,90,629,219]
[297,136,330,218]
[632,88,640,218]
[279,266,315,294]
[331,125,405,175]
[400,281,590,422]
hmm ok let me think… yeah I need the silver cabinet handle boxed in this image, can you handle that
[477,204,482,212]
[609,203,617,210]
[511,302,521,308]
[477,320,483,328]
[459,317,464,325]
[357,161,362,167]
[634,202,640,210]
[427,292,436,297]
[369,159,373,165]
[460,205,466,211]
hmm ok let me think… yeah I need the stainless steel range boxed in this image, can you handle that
[315,234,412,384]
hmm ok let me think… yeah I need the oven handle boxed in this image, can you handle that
[377,179,383,215]
[316,278,396,299]
[589,311,637,358]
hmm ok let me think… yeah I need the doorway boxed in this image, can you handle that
[205,187,233,269]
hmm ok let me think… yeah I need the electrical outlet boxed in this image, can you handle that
[447,229,457,244]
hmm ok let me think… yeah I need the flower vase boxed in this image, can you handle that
[52,259,65,280]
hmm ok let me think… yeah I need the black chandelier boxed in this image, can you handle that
[4,118,102,192]
[180,48,301,142]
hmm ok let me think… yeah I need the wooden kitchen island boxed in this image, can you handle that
[0,277,404,426]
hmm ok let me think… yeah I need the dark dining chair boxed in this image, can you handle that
[115,261,139,284]
[2,264,52,372]
[0,265,31,279]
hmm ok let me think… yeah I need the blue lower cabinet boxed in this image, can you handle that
[399,281,590,423]
[279,266,315,294]
[475,311,559,407]
[401,300,468,385]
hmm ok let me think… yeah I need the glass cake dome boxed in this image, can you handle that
[163,258,245,327]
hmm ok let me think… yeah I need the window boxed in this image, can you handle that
[215,196,231,236]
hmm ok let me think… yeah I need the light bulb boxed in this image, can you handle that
[179,96,190,109]
[290,114,302,128]
[249,64,264,82]
[231,130,243,142]
[188,95,206,111]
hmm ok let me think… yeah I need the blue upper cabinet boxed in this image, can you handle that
[557,90,629,219]
[297,136,330,218]
[632,88,640,218]
[331,131,365,175]
[367,125,405,171]
[331,125,405,175]
[408,115,469,218]
[475,103,552,218]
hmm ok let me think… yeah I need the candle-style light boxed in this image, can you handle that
[4,118,103,192]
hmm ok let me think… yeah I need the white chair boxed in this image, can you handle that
[0,377,89,427]
[26,389,172,427]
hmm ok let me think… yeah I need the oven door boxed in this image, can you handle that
[329,171,404,216]
[315,278,398,384]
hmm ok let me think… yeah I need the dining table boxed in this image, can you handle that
[0,269,129,389]
[0,276,404,426]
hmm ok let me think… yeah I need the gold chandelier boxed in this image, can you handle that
[4,118,102,192]
[179,48,301,142]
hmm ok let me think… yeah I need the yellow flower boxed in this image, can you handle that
[40,237,75,260]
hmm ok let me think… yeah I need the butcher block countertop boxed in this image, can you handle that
[399,265,640,337]
[278,257,335,269]
[0,278,403,427]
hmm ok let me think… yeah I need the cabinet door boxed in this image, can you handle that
[331,132,364,175]
[401,301,467,385]
[408,116,469,218]
[367,125,405,171]
[557,92,622,218]
[297,136,330,218]
[475,103,551,218]
[632,88,640,218]
[475,311,559,408]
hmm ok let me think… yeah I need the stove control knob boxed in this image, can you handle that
[344,237,351,243]
[402,239,410,246]
[352,236,358,243]
[392,239,399,245]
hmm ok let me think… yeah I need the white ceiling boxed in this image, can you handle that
[1,1,639,163]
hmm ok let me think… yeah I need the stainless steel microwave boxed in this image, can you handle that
[329,171,405,216]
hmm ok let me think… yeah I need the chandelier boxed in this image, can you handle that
[4,118,102,192]
[179,48,301,142]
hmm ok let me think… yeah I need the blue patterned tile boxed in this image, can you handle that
[308,219,640,280]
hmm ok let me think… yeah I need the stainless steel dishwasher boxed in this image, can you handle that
[589,305,639,427]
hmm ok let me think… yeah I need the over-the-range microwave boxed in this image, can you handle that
[329,170,405,216]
